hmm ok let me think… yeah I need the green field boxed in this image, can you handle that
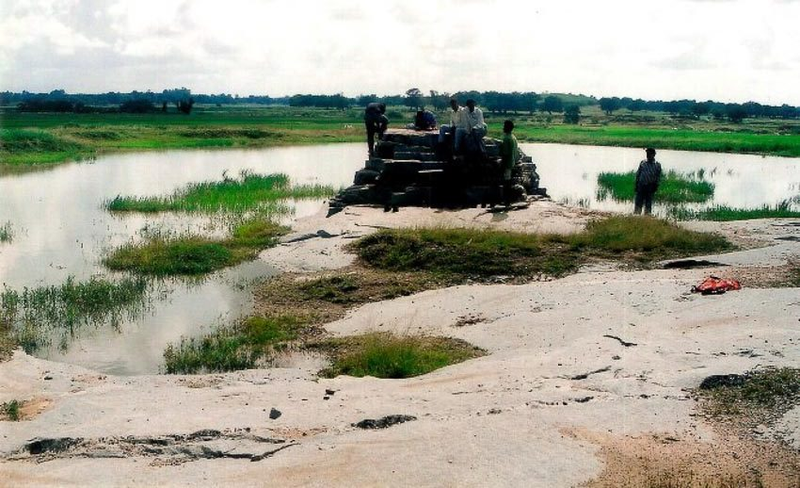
[2,105,799,167]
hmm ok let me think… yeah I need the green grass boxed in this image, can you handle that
[105,171,334,216]
[698,367,800,418]
[103,219,288,276]
[0,128,92,166]
[597,170,715,204]
[670,201,800,221]
[1,400,21,421]
[163,314,303,374]
[510,123,800,157]
[0,221,12,243]
[354,216,731,279]
[0,276,150,353]
[316,333,485,379]
[2,106,799,168]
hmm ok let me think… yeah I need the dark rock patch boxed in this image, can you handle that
[663,259,727,269]
[353,415,417,430]
[699,374,747,390]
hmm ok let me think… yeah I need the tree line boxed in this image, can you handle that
[2,88,798,122]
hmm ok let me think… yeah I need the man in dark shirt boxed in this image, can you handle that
[634,147,663,215]
[364,102,388,156]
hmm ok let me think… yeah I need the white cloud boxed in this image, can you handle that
[0,0,798,105]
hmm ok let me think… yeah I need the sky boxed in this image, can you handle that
[1,0,799,105]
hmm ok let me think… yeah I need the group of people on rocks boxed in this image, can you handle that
[363,99,662,214]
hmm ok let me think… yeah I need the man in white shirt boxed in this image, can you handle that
[438,98,465,151]
[457,99,487,155]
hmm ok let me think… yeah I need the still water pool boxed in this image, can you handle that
[1,142,797,374]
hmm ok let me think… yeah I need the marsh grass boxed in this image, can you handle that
[0,128,90,165]
[670,201,800,221]
[697,367,800,419]
[105,171,334,215]
[1,400,21,421]
[163,314,304,374]
[104,219,288,276]
[315,333,485,379]
[0,221,12,243]
[354,216,731,279]
[0,276,150,353]
[597,170,715,204]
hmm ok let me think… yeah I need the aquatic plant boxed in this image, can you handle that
[0,276,150,353]
[669,200,800,221]
[596,170,715,204]
[105,171,335,215]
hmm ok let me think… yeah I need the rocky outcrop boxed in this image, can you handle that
[329,128,548,215]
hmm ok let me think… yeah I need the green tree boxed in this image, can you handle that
[542,95,563,114]
[598,97,621,115]
[405,88,424,110]
[563,104,581,124]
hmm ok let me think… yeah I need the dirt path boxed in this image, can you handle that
[1,203,799,487]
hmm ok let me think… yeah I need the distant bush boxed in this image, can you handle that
[119,99,157,113]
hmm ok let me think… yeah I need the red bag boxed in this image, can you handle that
[691,276,742,295]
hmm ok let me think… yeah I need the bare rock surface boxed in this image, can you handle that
[2,204,799,487]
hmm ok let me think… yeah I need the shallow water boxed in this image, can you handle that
[0,144,366,374]
[525,143,800,215]
[1,142,798,374]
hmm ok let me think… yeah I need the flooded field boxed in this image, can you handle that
[1,142,798,374]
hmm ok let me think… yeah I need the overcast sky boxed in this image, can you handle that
[1,0,799,105]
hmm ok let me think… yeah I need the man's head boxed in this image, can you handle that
[503,120,514,133]
[645,147,656,161]
[378,103,386,114]
[466,99,476,112]
[449,98,459,111]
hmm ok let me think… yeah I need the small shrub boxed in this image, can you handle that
[317,333,485,379]
[1,400,21,421]
[163,315,303,374]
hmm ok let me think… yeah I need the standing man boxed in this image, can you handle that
[364,102,388,156]
[634,147,662,215]
[499,119,520,205]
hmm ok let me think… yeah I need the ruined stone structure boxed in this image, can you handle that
[328,128,547,216]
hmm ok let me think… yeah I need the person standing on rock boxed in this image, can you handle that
[364,102,388,156]
[499,119,520,204]
[634,147,663,215]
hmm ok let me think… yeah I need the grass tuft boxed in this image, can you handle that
[0,221,12,243]
[698,367,800,418]
[104,219,287,276]
[163,314,303,374]
[316,333,485,379]
[1,400,21,421]
[354,216,731,279]
[597,170,715,204]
